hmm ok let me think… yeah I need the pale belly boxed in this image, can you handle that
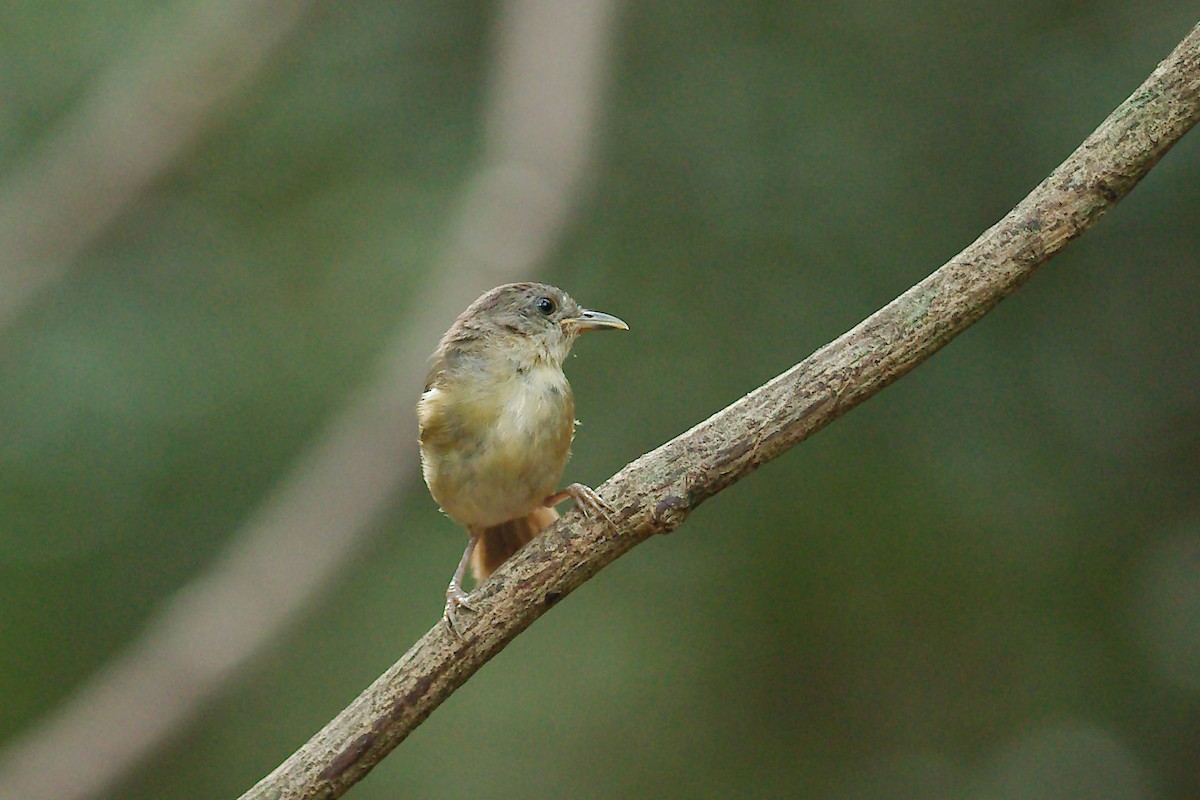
[420,369,574,528]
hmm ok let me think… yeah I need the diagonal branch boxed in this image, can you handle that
[240,21,1200,800]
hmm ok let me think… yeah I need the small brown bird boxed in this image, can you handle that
[418,282,628,631]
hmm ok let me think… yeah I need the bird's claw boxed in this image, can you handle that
[549,482,616,526]
[444,586,476,638]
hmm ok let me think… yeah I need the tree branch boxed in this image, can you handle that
[239,21,1200,800]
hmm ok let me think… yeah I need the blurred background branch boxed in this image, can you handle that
[0,0,319,328]
[0,2,619,800]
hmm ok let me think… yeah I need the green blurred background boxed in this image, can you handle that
[2,1,1199,798]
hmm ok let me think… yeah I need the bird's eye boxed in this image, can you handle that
[535,296,557,316]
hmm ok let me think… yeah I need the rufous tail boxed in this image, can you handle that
[470,506,559,581]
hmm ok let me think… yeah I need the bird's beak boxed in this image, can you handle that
[562,309,629,333]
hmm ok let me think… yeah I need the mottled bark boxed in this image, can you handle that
[240,21,1200,800]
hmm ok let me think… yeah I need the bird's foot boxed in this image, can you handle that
[545,483,616,526]
[443,584,476,638]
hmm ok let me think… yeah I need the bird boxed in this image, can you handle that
[418,282,628,633]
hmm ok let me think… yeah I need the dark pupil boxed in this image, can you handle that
[536,297,556,315]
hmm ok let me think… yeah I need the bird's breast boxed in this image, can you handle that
[419,363,575,527]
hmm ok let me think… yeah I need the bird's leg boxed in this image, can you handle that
[544,482,615,524]
[444,533,479,637]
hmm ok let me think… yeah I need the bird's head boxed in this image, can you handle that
[463,282,628,366]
